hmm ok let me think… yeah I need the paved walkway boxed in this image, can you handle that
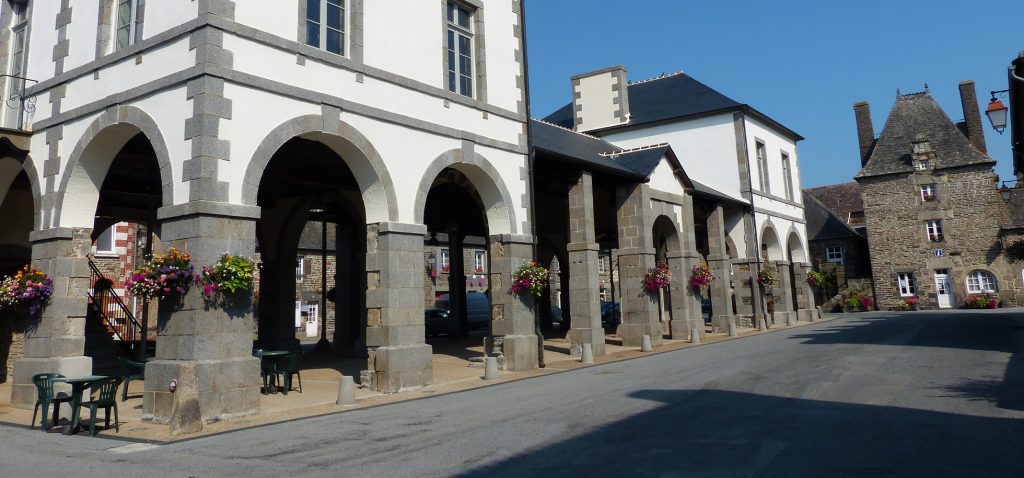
[0,317,823,440]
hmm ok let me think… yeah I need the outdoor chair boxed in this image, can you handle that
[119,357,146,402]
[80,376,123,436]
[30,373,71,431]
[274,351,303,394]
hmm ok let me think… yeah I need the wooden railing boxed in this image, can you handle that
[87,259,143,347]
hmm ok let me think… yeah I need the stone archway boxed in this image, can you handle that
[652,214,697,340]
[414,149,518,236]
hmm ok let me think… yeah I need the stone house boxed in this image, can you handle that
[802,183,872,289]
[853,82,1024,310]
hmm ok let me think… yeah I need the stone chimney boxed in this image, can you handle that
[571,66,629,132]
[853,101,875,167]
[958,80,987,154]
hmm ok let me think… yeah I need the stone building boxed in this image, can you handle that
[853,82,1024,310]
[803,183,872,289]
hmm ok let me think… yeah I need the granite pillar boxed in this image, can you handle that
[362,222,432,393]
[773,260,797,325]
[677,193,704,340]
[566,171,605,356]
[795,262,817,321]
[706,204,735,332]
[615,184,661,348]
[11,228,93,409]
[731,258,761,328]
[487,234,539,371]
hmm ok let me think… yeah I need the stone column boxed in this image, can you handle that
[488,234,539,371]
[731,258,759,328]
[795,262,817,321]
[677,193,704,340]
[615,184,661,348]
[362,222,432,393]
[143,212,262,423]
[773,260,797,325]
[11,228,93,409]
[706,204,735,333]
[567,171,604,356]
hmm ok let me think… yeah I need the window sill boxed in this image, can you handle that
[93,252,119,258]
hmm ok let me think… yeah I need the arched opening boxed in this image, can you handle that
[761,225,783,262]
[0,165,34,384]
[786,231,806,313]
[255,136,368,358]
[652,215,681,337]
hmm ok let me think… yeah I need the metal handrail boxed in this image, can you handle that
[87,259,143,346]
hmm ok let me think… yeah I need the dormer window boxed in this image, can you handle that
[916,159,933,170]
[920,184,937,201]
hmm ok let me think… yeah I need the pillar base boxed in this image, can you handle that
[493,334,538,371]
[776,311,798,326]
[670,319,702,341]
[143,357,261,423]
[568,327,606,357]
[11,356,92,409]
[711,314,736,334]
[617,323,663,348]
[798,309,816,322]
[364,344,433,393]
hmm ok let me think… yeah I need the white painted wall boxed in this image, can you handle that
[574,71,621,131]
[141,0,200,41]
[601,113,743,202]
[234,0,297,40]
[25,1,60,85]
[646,156,685,197]
[63,0,100,73]
[362,0,439,88]
[745,115,801,208]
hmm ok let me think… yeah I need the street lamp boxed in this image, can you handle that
[986,94,1009,134]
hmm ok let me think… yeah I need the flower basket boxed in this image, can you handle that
[859,295,874,310]
[965,294,998,309]
[126,247,194,300]
[196,254,256,300]
[757,268,778,288]
[509,261,548,298]
[688,264,715,290]
[929,233,944,243]
[806,270,825,287]
[0,265,54,316]
[643,261,672,293]
[897,297,918,311]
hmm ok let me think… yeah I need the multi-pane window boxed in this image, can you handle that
[94,225,117,255]
[897,272,916,297]
[966,270,997,294]
[7,2,28,103]
[473,251,485,273]
[781,152,794,201]
[440,249,450,272]
[115,0,144,50]
[295,257,305,282]
[598,256,607,274]
[825,246,843,263]
[306,0,345,55]
[926,219,944,242]
[446,1,474,97]
[755,142,769,192]
[916,159,933,170]
[920,184,937,202]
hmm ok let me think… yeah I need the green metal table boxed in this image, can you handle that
[52,375,106,435]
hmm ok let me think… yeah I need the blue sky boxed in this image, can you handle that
[525,0,1024,188]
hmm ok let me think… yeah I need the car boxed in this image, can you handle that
[600,301,620,327]
[549,306,563,324]
[701,298,712,323]
[434,292,490,332]
[424,309,450,337]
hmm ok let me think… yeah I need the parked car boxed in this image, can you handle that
[549,306,563,324]
[424,309,450,337]
[435,292,490,332]
[600,301,620,327]
[701,298,712,323]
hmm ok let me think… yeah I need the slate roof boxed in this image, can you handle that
[802,191,863,241]
[856,92,995,179]
[542,72,802,140]
[530,119,645,179]
[692,179,747,206]
[804,182,864,226]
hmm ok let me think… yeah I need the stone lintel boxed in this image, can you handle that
[378,221,428,236]
[490,233,533,245]
[157,201,261,220]
[566,241,599,252]
[28,227,77,243]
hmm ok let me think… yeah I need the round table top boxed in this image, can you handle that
[257,350,289,357]
[52,375,106,385]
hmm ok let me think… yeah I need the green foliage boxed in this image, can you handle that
[199,254,256,299]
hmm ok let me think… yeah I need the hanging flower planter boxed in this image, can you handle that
[757,268,779,288]
[643,261,672,292]
[509,261,548,298]
[806,270,825,287]
[196,254,256,300]
[688,264,715,290]
[0,265,54,316]
[126,247,194,300]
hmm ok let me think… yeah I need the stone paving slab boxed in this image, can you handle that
[0,317,833,442]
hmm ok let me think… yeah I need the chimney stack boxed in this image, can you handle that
[959,80,987,154]
[853,102,875,167]
[571,66,629,132]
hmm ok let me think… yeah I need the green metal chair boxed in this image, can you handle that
[118,357,146,402]
[30,373,72,431]
[274,351,303,395]
[80,376,123,436]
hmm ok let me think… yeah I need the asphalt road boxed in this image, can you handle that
[2,310,1023,477]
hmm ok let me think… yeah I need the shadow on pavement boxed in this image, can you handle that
[458,388,1024,477]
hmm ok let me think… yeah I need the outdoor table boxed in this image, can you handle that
[258,351,288,394]
[51,375,106,435]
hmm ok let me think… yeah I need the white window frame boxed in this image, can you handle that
[897,272,916,297]
[598,256,607,274]
[920,184,937,202]
[115,0,144,51]
[916,159,933,170]
[825,246,843,263]
[295,256,305,283]
[306,0,346,56]
[7,3,27,101]
[926,219,944,242]
[781,152,794,201]
[440,249,450,272]
[445,1,474,97]
[966,270,997,294]
[473,250,485,273]
[94,225,118,256]
[755,141,769,193]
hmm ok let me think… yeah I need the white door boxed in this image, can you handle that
[934,271,953,309]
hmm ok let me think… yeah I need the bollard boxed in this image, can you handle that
[786,315,795,326]
[581,342,595,364]
[336,375,356,406]
[641,334,653,352]
[483,356,499,380]
[690,327,702,345]
[757,317,768,331]
[728,322,738,337]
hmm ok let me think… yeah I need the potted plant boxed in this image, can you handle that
[196,254,256,300]
[643,261,672,293]
[843,294,862,312]
[126,247,194,300]
[897,297,918,311]
[806,270,825,287]
[688,264,715,290]
[0,265,54,316]
[509,261,548,298]
[858,295,875,310]
[757,268,778,288]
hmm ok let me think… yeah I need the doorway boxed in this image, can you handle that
[934,269,953,309]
